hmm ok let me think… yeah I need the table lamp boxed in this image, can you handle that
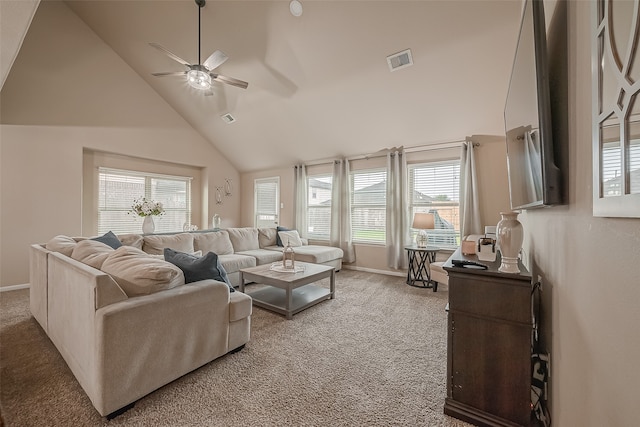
[412,212,435,248]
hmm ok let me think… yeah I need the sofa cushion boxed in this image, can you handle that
[101,246,185,296]
[218,254,256,274]
[45,235,78,256]
[276,226,291,246]
[258,228,278,248]
[91,231,122,249]
[283,245,344,264]
[193,231,234,255]
[70,239,115,270]
[278,230,303,247]
[227,228,259,252]
[142,233,194,255]
[236,249,283,265]
[117,233,144,249]
[164,248,234,292]
[148,250,201,260]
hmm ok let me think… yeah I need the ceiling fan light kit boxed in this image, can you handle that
[187,68,211,90]
[150,0,248,93]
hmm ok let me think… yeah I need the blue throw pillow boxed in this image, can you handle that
[164,248,234,292]
[91,231,122,249]
[276,226,291,247]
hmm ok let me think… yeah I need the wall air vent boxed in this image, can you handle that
[386,49,413,72]
[221,113,236,124]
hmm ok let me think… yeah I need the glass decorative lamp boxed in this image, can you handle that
[282,240,296,269]
[412,213,435,248]
[212,214,221,229]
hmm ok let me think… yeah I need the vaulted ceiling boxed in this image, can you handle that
[14,1,524,172]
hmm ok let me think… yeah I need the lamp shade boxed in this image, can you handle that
[412,213,435,230]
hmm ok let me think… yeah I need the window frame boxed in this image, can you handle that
[350,168,387,245]
[97,167,192,235]
[408,160,461,249]
[306,174,332,240]
[254,176,280,228]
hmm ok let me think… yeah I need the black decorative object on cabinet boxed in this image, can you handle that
[443,248,535,427]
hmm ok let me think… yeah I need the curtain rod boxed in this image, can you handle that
[301,139,478,167]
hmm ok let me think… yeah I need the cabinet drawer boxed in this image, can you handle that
[448,273,531,324]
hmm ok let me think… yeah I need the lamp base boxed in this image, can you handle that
[416,230,428,248]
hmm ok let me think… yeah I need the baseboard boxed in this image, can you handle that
[342,265,405,278]
[0,283,30,292]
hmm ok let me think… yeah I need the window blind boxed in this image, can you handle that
[307,175,332,239]
[350,169,387,244]
[254,177,279,227]
[602,140,640,196]
[408,161,460,248]
[98,168,192,234]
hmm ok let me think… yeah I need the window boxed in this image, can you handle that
[98,168,192,234]
[351,169,387,244]
[254,177,279,227]
[601,139,640,197]
[307,175,332,239]
[409,161,460,249]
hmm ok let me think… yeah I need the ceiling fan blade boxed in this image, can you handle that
[211,74,249,89]
[151,71,188,77]
[149,43,191,67]
[203,50,229,71]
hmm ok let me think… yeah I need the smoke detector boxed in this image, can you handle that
[220,113,236,124]
[386,49,413,72]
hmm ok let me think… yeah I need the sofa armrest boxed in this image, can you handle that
[30,244,50,331]
[48,252,128,310]
[46,251,128,416]
[229,291,252,322]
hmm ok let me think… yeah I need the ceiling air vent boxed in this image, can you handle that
[386,49,413,72]
[221,113,236,124]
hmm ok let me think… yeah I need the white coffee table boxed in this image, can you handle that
[239,262,335,319]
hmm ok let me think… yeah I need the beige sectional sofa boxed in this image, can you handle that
[30,237,252,418]
[29,227,343,418]
[134,227,343,287]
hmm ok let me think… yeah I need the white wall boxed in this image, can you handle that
[518,2,640,425]
[0,1,240,287]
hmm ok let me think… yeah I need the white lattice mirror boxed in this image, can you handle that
[592,0,640,217]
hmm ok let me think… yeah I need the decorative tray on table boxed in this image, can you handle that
[269,263,305,273]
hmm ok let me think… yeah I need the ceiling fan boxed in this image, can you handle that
[149,0,248,95]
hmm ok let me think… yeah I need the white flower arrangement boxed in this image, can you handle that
[129,197,164,217]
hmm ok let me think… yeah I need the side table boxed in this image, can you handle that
[404,246,439,291]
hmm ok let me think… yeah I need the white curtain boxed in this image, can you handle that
[330,159,355,263]
[293,164,308,238]
[386,149,409,269]
[459,140,482,237]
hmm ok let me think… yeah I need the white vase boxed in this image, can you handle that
[496,211,523,273]
[142,216,155,234]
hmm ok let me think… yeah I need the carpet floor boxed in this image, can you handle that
[0,269,471,426]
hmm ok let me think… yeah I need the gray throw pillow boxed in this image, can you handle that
[164,248,234,292]
[91,231,123,249]
[276,226,291,247]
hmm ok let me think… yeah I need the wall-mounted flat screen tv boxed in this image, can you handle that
[504,0,562,210]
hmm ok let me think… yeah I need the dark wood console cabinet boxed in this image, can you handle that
[443,248,533,427]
